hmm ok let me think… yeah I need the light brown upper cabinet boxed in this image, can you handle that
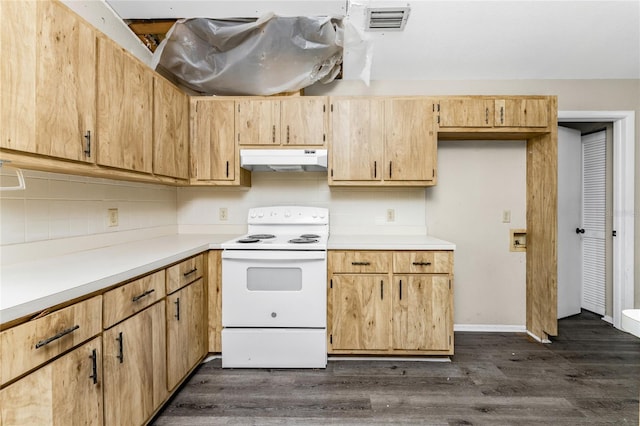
[437,96,550,129]
[494,98,549,127]
[236,97,327,147]
[191,99,250,186]
[97,36,153,173]
[329,97,436,186]
[0,0,96,162]
[153,76,189,179]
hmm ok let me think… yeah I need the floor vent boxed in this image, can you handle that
[365,7,410,31]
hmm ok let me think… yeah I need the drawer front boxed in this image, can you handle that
[103,270,166,329]
[166,254,204,294]
[0,295,102,386]
[393,251,453,274]
[329,251,391,273]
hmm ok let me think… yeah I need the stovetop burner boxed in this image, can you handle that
[247,234,276,239]
[288,237,319,244]
[300,234,320,239]
[237,238,260,243]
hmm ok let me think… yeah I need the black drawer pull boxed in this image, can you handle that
[131,288,155,302]
[89,348,98,384]
[175,297,181,321]
[399,280,402,300]
[412,262,432,266]
[351,261,371,266]
[183,268,198,277]
[35,325,80,349]
[380,281,384,300]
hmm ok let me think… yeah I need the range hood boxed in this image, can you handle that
[240,149,328,172]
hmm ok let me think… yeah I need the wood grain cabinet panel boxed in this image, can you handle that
[392,251,453,274]
[97,36,153,173]
[392,275,451,351]
[103,302,167,426]
[0,296,102,386]
[236,99,281,145]
[0,337,103,426]
[102,270,166,329]
[280,97,327,146]
[331,275,390,351]
[153,76,189,179]
[438,98,494,128]
[166,254,204,294]
[167,278,206,390]
[495,98,549,128]
[329,98,384,182]
[1,0,96,162]
[328,250,391,273]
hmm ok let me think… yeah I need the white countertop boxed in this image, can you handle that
[328,234,456,251]
[1,233,455,324]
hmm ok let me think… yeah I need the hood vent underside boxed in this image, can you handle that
[365,7,410,31]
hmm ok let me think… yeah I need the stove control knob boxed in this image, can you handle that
[284,210,291,218]
[271,312,277,318]
[258,212,264,218]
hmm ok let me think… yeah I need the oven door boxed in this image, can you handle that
[222,250,327,328]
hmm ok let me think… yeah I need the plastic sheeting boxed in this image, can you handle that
[152,14,344,96]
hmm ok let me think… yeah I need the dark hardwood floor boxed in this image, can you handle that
[152,311,640,425]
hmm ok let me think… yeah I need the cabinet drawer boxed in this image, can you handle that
[166,254,204,294]
[329,251,391,273]
[0,296,102,386]
[393,251,453,274]
[103,270,165,329]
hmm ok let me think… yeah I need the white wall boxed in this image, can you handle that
[0,170,177,253]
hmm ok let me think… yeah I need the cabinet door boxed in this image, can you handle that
[331,274,390,350]
[167,278,206,390]
[0,337,103,425]
[281,97,327,146]
[392,275,451,351]
[384,98,435,182]
[191,99,236,181]
[438,98,494,127]
[103,302,167,426]
[1,1,95,162]
[329,98,384,182]
[97,37,153,173]
[236,99,280,145]
[153,76,189,179]
[495,99,549,127]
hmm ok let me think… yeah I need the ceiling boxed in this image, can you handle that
[106,0,640,82]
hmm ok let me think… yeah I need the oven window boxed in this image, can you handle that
[246,267,302,291]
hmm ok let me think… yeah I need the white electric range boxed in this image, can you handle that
[220,206,328,368]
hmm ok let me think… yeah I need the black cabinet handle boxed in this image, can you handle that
[89,348,98,384]
[351,261,371,266]
[272,125,276,143]
[131,288,155,302]
[84,131,91,156]
[286,125,290,144]
[35,325,80,349]
[576,228,585,234]
[389,161,392,178]
[183,268,197,277]
[412,261,432,266]
[373,161,377,178]
[175,297,181,321]
[399,280,402,300]
[380,281,384,300]
[226,161,229,177]
[116,332,124,364]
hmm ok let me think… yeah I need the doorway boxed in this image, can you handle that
[557,111,635,330]
[557,126,611,320]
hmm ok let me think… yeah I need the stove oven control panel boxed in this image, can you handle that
[247,206,328,225]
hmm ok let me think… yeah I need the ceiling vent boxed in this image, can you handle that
[365,7,410,31]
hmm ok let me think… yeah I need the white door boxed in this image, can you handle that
[581,131,606,315]
[557,126,582,318]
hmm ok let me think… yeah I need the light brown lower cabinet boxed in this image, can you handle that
[328,250,454,355]
[103,301,167,426]
[0,337,103,425]
[167,278,206,390]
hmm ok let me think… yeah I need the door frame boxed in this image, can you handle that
[558,111,635,330]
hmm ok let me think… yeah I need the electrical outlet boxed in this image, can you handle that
[387,208,395,222]
[219,207,228,221]
[502,210,511,223]
[108,208,119,227]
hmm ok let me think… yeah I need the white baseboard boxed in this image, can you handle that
[602,315,613,324]
[526,330,552,343]
[454,324,526,333]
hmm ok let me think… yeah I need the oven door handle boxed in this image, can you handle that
[222,250,326,261]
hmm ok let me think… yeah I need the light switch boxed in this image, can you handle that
[502,210,511,223]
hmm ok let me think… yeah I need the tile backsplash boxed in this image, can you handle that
[0,169,177,246]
